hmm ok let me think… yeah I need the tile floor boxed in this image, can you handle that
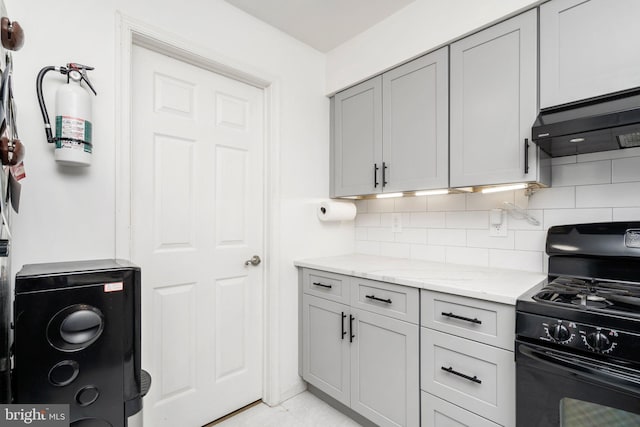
[209,391,362,427]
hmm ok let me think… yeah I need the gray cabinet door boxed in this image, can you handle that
[302,294,350,406]
[383,48,449,192]
[540,0,640,108]
[333,76,383,197]
[350,308,419,427]
[450,10,538,188]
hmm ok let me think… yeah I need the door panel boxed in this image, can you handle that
[351,309,419,427]
[302,294,350,406]
[132,45,264,427]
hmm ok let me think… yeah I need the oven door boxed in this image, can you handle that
[516,340,640,427]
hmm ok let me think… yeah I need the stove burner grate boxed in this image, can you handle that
[533,276,640,314]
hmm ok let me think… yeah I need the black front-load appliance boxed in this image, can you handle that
[13,259,145,427]
[516,222,640,427]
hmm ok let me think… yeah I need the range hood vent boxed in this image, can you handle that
[532,88,640,157]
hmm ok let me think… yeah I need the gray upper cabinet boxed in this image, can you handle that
[332,48,449,197]
[382,48,449,193]
[540,0,640,108]
[332,77,383,197]
[450,9,543,188]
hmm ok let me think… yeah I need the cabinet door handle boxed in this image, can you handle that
[349,314,355,343]
[441,366,482,384]
[524,138,530,174]
[312,282,332,289]
[366,294,392,304]
[374,164,379,188]
[382,162,388,187]
[441,312,482,324]
[341,312,347,340]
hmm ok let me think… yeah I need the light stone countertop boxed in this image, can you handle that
[294,254,547,305]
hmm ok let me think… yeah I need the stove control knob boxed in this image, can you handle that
[585,331,611,353]
[549,323,571,342]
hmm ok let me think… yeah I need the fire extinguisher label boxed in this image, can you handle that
[55,115,93,145]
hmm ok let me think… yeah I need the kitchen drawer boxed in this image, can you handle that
[421,391,501,427]
[303,269,350,304]
[421,328,514,426]
[350,277,419,323]
[421,290,514,350]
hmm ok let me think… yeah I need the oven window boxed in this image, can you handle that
[561,398,640,426]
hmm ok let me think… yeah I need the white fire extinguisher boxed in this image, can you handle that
[36,63,97,166]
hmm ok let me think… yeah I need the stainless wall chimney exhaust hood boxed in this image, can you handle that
[532,88,640,157]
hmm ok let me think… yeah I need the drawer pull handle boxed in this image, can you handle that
[366,294,392,304]
[441,366,482,384]
[341,312,347,340]
[441,312,482,324]
[313,282,332,289]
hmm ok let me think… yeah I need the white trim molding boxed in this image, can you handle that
[114,12,282,407]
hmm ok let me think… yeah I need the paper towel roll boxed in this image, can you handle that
[317,201,357,222]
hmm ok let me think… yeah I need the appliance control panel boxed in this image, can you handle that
[516,312,640,361]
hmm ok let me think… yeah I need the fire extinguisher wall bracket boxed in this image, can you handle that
[36,63,97,167]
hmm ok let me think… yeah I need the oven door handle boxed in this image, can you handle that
[519,344,640,395]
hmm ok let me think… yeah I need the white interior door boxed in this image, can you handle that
[131,45,264,427]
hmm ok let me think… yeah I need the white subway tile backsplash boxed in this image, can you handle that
[355,241,381,256]
[612,157,640,183]
[543,208,612,229]
[395,196,427,212]
[355,227,368,241]
[355,199,368,214]
[353,150,639,273]
[489,249,543,272]
[446,211,489,229]
[395,228,428,244]
[380,242,411,258]
[355,213,381,227]
[613,208,640,221]
[467,229,515,249]
[410,244,446,262]
[552,161,611,187]
[428,193,466,211]
[466,191,515,211]
[410,212,446,228]
[576,182,640,208]
[515,230,546,251]
[506,209,544,231]
[552,156,577,165]
[368,228,395,242]
[528,186,575,209]
[367,198,395,213]
[446,247,489,267]
[381,212,410,227]
[578,147,640,162]
[428,228,466,246]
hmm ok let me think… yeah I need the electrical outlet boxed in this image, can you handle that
[489,212,508,237]
[391,213,402,233]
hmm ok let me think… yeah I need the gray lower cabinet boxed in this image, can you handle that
[301,269,419,427]
[540,0,640,108]
[450,9,546,188]
[420,290,516,426]
[302,294,350,405]
[332,48,449,197]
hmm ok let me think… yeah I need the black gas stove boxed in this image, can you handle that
[515,222,640,427]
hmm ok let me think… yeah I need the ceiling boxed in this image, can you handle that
[224,0,416,52]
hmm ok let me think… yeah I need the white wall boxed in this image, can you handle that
[326,0,538,94]
[6,0,353,405]
[355,148,640,272]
